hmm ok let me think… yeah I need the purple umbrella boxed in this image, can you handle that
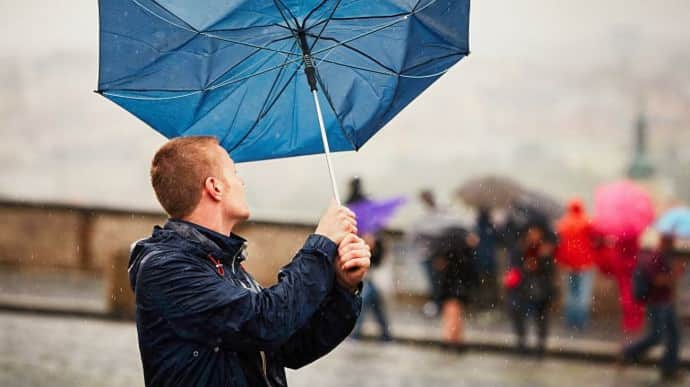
[348,197,407,235]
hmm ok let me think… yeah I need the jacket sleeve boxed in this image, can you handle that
[279,284,361,369]
[136,234,337,351]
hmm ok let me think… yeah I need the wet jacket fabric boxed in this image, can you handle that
[555,199,595,271]
[128,219,361,387]
[434,227,478,303]
[638,251,674,305]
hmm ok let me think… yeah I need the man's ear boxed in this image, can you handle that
[204,177,223,201]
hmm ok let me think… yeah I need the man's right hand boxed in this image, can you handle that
[315,200,357,244]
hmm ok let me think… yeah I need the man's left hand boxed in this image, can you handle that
[335,234,371,292]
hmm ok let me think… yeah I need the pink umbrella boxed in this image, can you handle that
[593,180,655,238]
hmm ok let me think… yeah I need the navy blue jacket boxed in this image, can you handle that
[128,220,361,386]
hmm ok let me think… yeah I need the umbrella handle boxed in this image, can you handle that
[311,90,341,205]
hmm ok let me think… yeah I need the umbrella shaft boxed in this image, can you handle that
[311,90,341,205]
[298,30,318,91]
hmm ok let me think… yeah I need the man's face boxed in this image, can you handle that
[214,145,250,222]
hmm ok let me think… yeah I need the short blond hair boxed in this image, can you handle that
[150,136,221,218]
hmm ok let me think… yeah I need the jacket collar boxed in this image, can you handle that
[164,219,247,264]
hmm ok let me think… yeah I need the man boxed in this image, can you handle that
[621,234,685,381]
[128,136,371,386]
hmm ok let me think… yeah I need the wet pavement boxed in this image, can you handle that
[1,268,689,365]
[0,311,684,387]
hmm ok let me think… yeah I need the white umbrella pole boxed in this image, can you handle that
[311,89,341,205]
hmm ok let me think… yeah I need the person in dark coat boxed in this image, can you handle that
[129,137,371,387]
[475,207,498,306]
[505,222,556,355]
[621,234,685,381]
[434,226,479,343]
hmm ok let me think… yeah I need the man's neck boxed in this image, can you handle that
[182,212,238,236]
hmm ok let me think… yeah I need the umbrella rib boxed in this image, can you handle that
[328,12,410,21]
[132,0,299,58]
[204,22,285,33]
[197,40,299,138]
[313,54,465,79]
[308,0,343,51]
[205,55,304,91]
[399,52,469,75]
[102,90,203,101]
[311,0,438,56]
[305,32,397,73]
[240,39,299,124]
[272,0,300,30]
[103,50,462,101]
[138,0,197,31]
[198,32,298,58]
[227,61,304,153]
[103,54,304,101]
[302,0,329,28]
[271,0,305,64]
[205,34,295,89]
[98,30,200,88]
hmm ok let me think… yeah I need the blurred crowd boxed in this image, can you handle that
[347,177,688,382]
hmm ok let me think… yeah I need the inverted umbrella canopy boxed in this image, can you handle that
[655,207,690,238]
[348,196,407,235]
[593,180,655,238]
[98,0,470,163]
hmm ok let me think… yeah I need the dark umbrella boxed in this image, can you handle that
[457,175,525,208]
[515,190,564,220]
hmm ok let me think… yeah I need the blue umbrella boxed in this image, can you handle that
[97,0,470,202]
[655,207,690,238]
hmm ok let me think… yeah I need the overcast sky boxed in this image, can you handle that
[1,0,689,226]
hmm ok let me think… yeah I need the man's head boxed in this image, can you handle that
[150,136,249,229]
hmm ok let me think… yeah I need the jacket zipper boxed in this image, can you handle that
[260,351,273,387]
[231,242,247,274]
[228,243,270,386]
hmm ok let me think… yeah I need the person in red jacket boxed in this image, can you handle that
[555,199,596,330]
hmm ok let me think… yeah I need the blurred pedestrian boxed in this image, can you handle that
[345,177,392,341]
[435,226,479,343]
[555,198,596,330]
[407,189,456,317]
[129,137,369,386]
[621,234,685,381]
[475,207,499,307]
[505,223,557,355]
[345,176,367,204]
[351,234,392,341]
[594,234,646,334]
